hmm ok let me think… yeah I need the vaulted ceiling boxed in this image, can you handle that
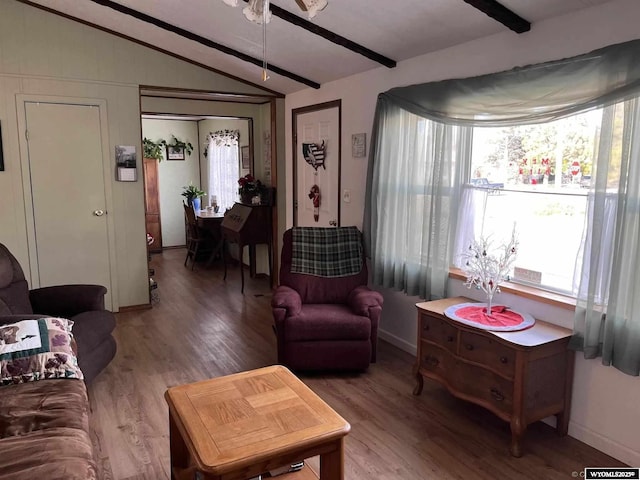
[21,0,612,95]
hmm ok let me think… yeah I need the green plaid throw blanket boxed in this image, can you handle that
[291,226,363,277]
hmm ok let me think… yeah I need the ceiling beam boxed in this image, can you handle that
[17,0,285,97]
[88,0,321,89]
[462,0,531,33]
[265,2,397,69]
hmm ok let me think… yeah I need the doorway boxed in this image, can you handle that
[139,87,279,283]
[141,115,254,249]
[17,97,116,309]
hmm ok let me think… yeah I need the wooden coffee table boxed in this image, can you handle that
[165,366,350,480]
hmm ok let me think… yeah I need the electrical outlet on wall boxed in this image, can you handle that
[343,189,351,203]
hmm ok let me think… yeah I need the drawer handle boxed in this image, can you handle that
[446,335,454,342]
[423,325,430,331]
[425,356,439,367]
[465,343,474,351]
[490,388,505,402]
[500,356,508,364]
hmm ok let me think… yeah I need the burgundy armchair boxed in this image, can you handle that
[0,243,116,383]
[272,227,383,371]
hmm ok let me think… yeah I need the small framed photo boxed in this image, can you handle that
[167,145,185,161]
[352,133,366,158]
[241,145,251,169]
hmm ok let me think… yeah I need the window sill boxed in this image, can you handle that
[448,267,577,311]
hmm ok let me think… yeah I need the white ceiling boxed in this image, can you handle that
[25,0,613,95]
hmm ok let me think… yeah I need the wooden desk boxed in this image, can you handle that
[222,203,273,293]
[414,297,574,457]
[165,365,350,480]
[196,211,225,267]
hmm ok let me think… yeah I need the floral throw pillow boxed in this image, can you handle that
[0,318,83,385]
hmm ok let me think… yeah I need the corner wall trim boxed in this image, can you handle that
[378,328,417,356]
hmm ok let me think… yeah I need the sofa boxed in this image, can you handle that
[0,243,117,479]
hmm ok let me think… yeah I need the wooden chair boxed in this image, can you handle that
[183,204,210,270]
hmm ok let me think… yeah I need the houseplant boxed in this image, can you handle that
[143,137,165,161]
[181,183,205,211]
[237,174,264,203]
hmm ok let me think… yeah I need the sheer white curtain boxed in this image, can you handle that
[364,98,471,300]
[571,98,640,375]
[207,130,239,211]
[452,185,488,269]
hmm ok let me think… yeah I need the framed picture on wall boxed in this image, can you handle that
[167,145,185,161]
[241,145,251,169]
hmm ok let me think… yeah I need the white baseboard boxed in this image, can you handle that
[569,422,640,467]
[378,329,416,356]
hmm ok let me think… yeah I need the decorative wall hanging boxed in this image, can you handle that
[241,145,251,169]
[303,141,326,170]
[263,130,272,184]
[115,145,137,182]
[351,133,366,158]
[308,184,321,222]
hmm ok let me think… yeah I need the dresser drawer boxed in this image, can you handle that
[420,314,458,353]
[454,361,514,414]
[458,331,516,379]
[419,343,452,379]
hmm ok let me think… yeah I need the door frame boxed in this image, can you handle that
[292,99,341,227]
[139,87,280,287]
[16,94,119,309]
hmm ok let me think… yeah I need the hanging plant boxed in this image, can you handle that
[143,137,164,161]
[166,135,193,156]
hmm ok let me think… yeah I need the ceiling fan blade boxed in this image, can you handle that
[294,0,308,11]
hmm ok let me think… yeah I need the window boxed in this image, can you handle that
[207,130,240,211]
[458,106,624,295]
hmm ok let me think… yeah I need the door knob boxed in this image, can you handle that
[93,210,105,217]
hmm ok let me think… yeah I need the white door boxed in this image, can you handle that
[293,102,340,227]
[24,101,113,308]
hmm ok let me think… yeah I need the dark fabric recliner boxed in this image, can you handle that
[272,227,383,371]
[0,243,116,383]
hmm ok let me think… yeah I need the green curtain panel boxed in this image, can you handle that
[571,98,640,375]
[364,97,471,300]
[384,39,640,127]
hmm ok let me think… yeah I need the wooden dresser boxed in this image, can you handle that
[414,297,574,456]
[143,157,162,253]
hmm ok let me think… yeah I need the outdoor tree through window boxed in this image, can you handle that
[468,108,608,294]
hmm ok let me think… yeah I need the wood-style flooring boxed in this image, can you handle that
[88,248,625,480]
